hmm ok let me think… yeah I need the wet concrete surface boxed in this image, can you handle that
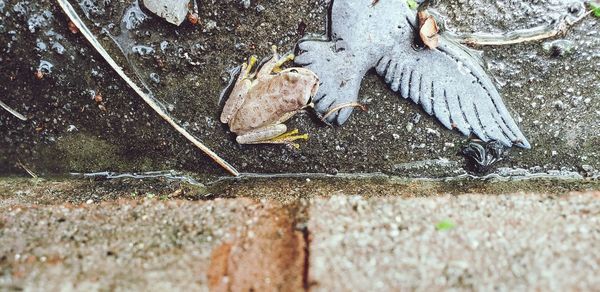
[0,0,598,178]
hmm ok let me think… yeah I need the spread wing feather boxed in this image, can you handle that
[377,35,530,148]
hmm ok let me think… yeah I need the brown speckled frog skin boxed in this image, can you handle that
[221,46,319,145]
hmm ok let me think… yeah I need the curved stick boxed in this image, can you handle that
[320,102,368,122]
[450,10,592,46]
[56,0,239,176]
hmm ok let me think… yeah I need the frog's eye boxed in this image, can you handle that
[289,69,299,73]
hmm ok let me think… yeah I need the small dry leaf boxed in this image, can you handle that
[187,13,199,25]
[418,11,439,49]
[94,92,103,103]
[68,21,79,34]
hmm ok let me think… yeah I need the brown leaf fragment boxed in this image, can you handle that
[94,92,103,103]
[418,11,439,49]
[187,12,199,25]
[68,21,79,34]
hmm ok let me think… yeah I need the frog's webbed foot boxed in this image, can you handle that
[222,55,258,123]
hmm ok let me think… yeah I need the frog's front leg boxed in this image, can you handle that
[272,50,295,73]
[236,124,309,148]
[257,46,295,78]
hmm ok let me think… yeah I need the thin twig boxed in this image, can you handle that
[0,100,27,121]
[451,10,593,46]
[17,160,38,178]
[56,0,239,176]
[321,102,368,122]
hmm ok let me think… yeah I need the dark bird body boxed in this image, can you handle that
[295,0,530,148]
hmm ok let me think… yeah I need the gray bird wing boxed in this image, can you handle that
[376,34,531,149]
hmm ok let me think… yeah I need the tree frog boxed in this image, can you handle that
[220,46,320,148]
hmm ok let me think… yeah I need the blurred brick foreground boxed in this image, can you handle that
[0,180,598,291]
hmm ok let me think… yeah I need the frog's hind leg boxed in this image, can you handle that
[236,124,309,148]
[221,56,258,123]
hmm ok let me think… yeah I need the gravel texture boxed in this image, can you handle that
[308,192,600,291]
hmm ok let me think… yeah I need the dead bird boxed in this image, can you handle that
[296,0,530,149]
